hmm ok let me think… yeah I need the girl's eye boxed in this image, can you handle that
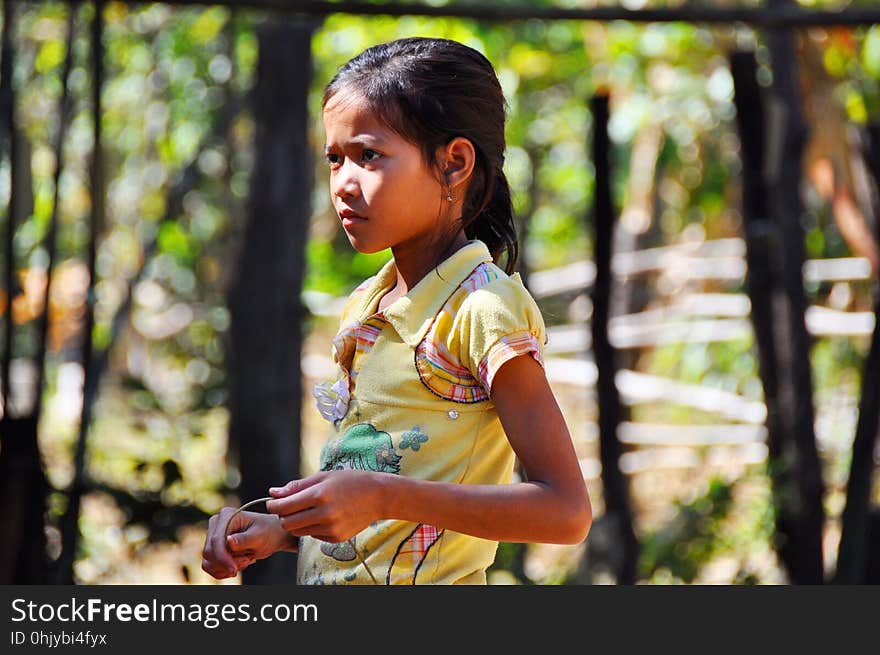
[326,153,341,167]
[362,149,381,162]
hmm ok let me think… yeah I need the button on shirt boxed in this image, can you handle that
[300,240,547,585]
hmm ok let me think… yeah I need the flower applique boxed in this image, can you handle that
[399,426,429,451]
[313,376,350,423]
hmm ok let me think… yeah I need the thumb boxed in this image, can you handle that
[226,533,242,552]
[226,532,253,554]
[225,509,255,536]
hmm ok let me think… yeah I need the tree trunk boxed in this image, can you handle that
[0,416,49,583]
[764,7,826,583]
[731,49,795,583]
[55,0,102,585]
[1,0,17,418]
[226,17,316,585]
[587,93,639,584]
[0,3,72,585]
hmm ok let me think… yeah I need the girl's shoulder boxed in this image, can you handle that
[425,262,548,398]
[455,262,543,328]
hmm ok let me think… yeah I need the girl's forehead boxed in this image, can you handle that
[323,97,389,138]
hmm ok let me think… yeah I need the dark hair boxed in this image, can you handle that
[323,37,519,275]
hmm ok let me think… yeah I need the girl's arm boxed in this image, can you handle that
[267,355,592,545]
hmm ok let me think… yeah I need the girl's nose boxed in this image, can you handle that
[332,161,360,199]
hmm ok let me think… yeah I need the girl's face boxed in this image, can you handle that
[323,95,448,255]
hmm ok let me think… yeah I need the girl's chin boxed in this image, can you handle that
[345,234,387,255]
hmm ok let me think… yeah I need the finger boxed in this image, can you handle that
[268,474,324,500]
[233,554,255,568]
[279,518,329,537]
[220,508,258,548]
[210,509,238,570]
[277,508,325,533]
[224,511,256,538]
[226,528,262,554]
[266,487,324,517]
[202,548,236,578]
[225,532,245,554]
[311,535,338,543]
[283,520,354,543]
[203,511,226,559]
[313,533,350,543]
[202,557,235,580]
[203,524,233,573]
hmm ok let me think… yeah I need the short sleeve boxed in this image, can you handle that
[456,274,547,395]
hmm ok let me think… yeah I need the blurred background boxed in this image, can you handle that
[1,0,880,585]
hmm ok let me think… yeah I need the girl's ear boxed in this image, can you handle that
[438,137,476,191]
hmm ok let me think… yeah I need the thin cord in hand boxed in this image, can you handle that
[225,496,379,585]
[352,543,378,585]
[224,496,273,537]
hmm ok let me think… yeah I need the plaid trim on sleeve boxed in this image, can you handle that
[477,331,545,394]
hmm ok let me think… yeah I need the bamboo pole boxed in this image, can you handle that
[588,93,639,585]
[77,0,880,28]
[763,0,826,584]
[56,0,104,585]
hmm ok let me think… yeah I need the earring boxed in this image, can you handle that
[446,188,454,202]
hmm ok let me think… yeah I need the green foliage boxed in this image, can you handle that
[864,27,880,80]
[639,477,735,583]
[305,240,392,296]
[486,542,528,584]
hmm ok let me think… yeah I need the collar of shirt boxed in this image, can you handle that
[349,239,495,348]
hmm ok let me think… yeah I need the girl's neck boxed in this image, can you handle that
[389,230,469,296]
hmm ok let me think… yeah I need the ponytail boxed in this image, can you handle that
[461,168,518,275]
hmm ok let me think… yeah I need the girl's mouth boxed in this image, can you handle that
[339,210,367,227]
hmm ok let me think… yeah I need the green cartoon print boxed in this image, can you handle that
[320,423,402,473]
[319,423,403,564]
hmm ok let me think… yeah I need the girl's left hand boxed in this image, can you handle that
[265,470,383,543]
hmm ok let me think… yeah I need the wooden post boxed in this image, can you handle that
[588,92,639,584]
[226,17,316,584]
[730,49,801,583]
[55,0,104,585]
[0,1,77,584]
[764,1,826,583]
[0,0,16,417]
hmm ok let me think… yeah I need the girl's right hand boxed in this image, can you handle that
[201,508,298,580]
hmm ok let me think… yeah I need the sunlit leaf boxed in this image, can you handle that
[35,39,66,74]
[157,221,193,259]
[188,7,228,44]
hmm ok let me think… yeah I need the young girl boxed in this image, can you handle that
[202,37,591,585]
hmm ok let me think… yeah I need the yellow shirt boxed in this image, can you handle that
[298,240,547,585]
